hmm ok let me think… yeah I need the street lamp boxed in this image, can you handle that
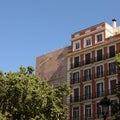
[99,96,111,120]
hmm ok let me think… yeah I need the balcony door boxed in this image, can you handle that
[85,105,91,119]
[97,65,103,78]
[109,45,115,58]
[97,49,102,61]
[85,85,91,99]
[85,53,91,64]
[109,62,116,75]
[74,56,79,68]
[74,88,79,102]
[73,107,79,120]
[110,79,116,95]
[84,69,91,80]
[73,72,79,84]
[97,83,103,97]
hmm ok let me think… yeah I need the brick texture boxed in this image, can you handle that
[36,46,71,87]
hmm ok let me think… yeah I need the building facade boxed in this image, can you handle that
[67,19,120,120]
[36,46,71,87]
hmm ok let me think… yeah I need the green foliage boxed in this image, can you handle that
[115,53,120,70]
[113,54,120,119]
[0,66,70,120]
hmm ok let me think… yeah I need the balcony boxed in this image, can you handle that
[94,55,105,62]
[95,91,104,98]
[94,72,104,79]
[107,70,117,76]
[72,117,80,120]
[70,90,116,104]
[83,114,92,120]
[83,93,92,100]
[84,58,92,65]
[71,96,80,103]
[71,62,81,69]
[71,78,80,84]
[107,50,120,59]
[82,75,92,82]
[108,89,116,95]
[70,50,120,70]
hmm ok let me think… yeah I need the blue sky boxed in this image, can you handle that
[0,0,120,72]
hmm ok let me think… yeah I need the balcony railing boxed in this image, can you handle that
[82,75,92,81]
[71,62,81,69]
[84,58,93,65]
[95,91,104,98]
[83,93,92,100]
[72,117,80,120]
[94,72,104,79]
[95,55,105,62]
[83,114,92,120]
[72,112,116,120]
[71,96,80,103]
[70,89,117,103]
[107,70,117,75]
[71,71,118,85]
[70,50,120,70]
[71,78,80,84]
[108,89,116,95]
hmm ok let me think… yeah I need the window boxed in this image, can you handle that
[97,83,103,97]
[74,56,79,68]
[97,103,102,118]
[73,41,80,51]
[110,79,116,95]
[95,33,103,43]
[73,107,79,120]
[84,69,91,81]
[111,100,118,116]
[96,65,103,78]
[85,85,91,99]
[74,88,79,102]
[85,105,91,119]
[109,62,116,75]
[97,34,102,42]
[73,72,79,84]
[85,53,91,64]
[75,42,80,49]
[96,49,103,61]
[109,45,115,58]
[84,37,92,47]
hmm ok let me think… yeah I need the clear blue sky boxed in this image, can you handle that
[0,0,120,72]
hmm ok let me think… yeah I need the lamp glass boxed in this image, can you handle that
[102,105,108,113]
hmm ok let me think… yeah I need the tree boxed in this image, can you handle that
[0,66,71,120]
[112,53,120,119]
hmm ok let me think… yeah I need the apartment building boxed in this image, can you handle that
[36,46,71,87]
[67,19,120,120]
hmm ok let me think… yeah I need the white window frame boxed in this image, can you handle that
[96,64,104,77]
[73,40,81,51]
[72,86,80,98]
[84,84,92,99]
[84,36,92,47]
[96,80,104,93]
[73,71,79,83]
[96,101,103,118]
[84,104,92,119]
[107,44,116,58]
[95,32,104,44]
[72,106,80,120]
[96,82,104,97]
[109,77,118,91]
[73,55,80,67]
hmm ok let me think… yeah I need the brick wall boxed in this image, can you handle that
[36,46,71,87]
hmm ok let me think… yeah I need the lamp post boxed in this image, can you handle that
[99,96,111,120]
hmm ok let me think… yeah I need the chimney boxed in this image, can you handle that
[112,19,117,28]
